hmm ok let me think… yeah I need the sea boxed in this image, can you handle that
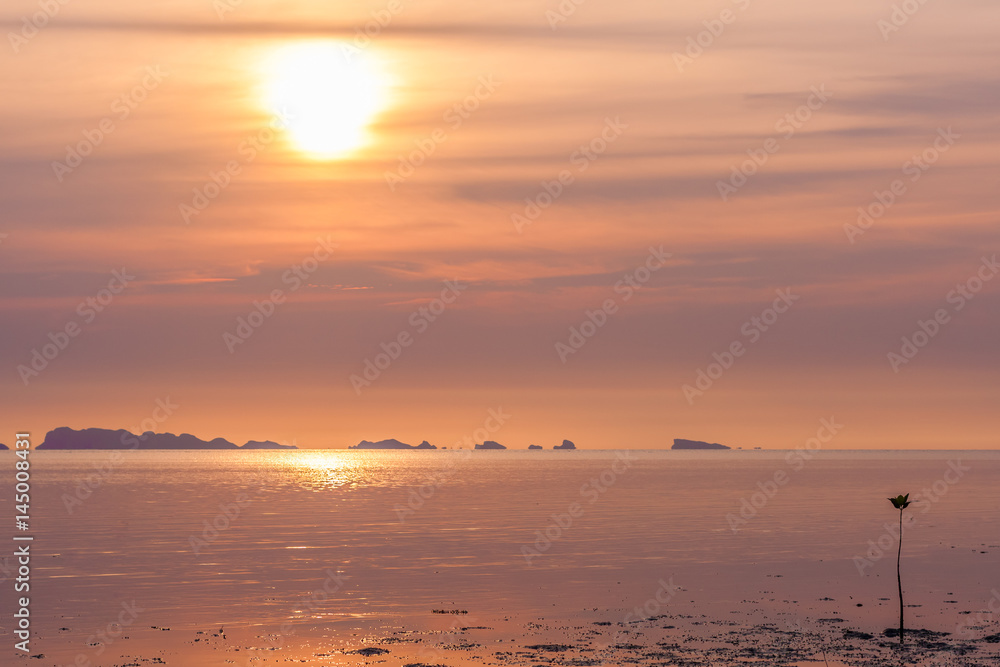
[3,449,999,666]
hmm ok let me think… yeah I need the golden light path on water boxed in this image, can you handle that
[266,448,367,491]
[259,40,393,160]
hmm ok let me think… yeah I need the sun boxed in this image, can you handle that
[261,41,391,160]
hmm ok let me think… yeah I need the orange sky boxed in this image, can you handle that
[2,0,998,448]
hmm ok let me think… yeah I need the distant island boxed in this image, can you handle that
[242,440,297,450]
[474,440,506,450]
[17,431,591,450]
[350,439,437,450]
[36,427,297,450]
[7,431,749,451]
[672,438,731,450]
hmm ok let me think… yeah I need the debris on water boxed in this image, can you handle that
[525,644,572,652]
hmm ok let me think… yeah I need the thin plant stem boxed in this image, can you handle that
[897,508,904,646]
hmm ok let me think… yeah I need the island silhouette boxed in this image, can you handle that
[474,440,506,450]
[350,438,580,450]
[20,430,742,451]
[36,427,297,450]
[350,439,437,450]
[672,438,732,450]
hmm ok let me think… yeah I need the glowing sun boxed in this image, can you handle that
[262,41,390,159]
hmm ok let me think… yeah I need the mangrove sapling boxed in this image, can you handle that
[888,493,912,646]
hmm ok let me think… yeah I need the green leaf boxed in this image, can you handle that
[888,493,911,509]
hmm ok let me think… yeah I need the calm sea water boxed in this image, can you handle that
[5,450,999,642]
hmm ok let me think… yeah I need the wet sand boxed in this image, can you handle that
[15,587,999,667]
[11,451,999,666]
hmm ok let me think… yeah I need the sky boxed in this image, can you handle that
[1,0,998,449]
